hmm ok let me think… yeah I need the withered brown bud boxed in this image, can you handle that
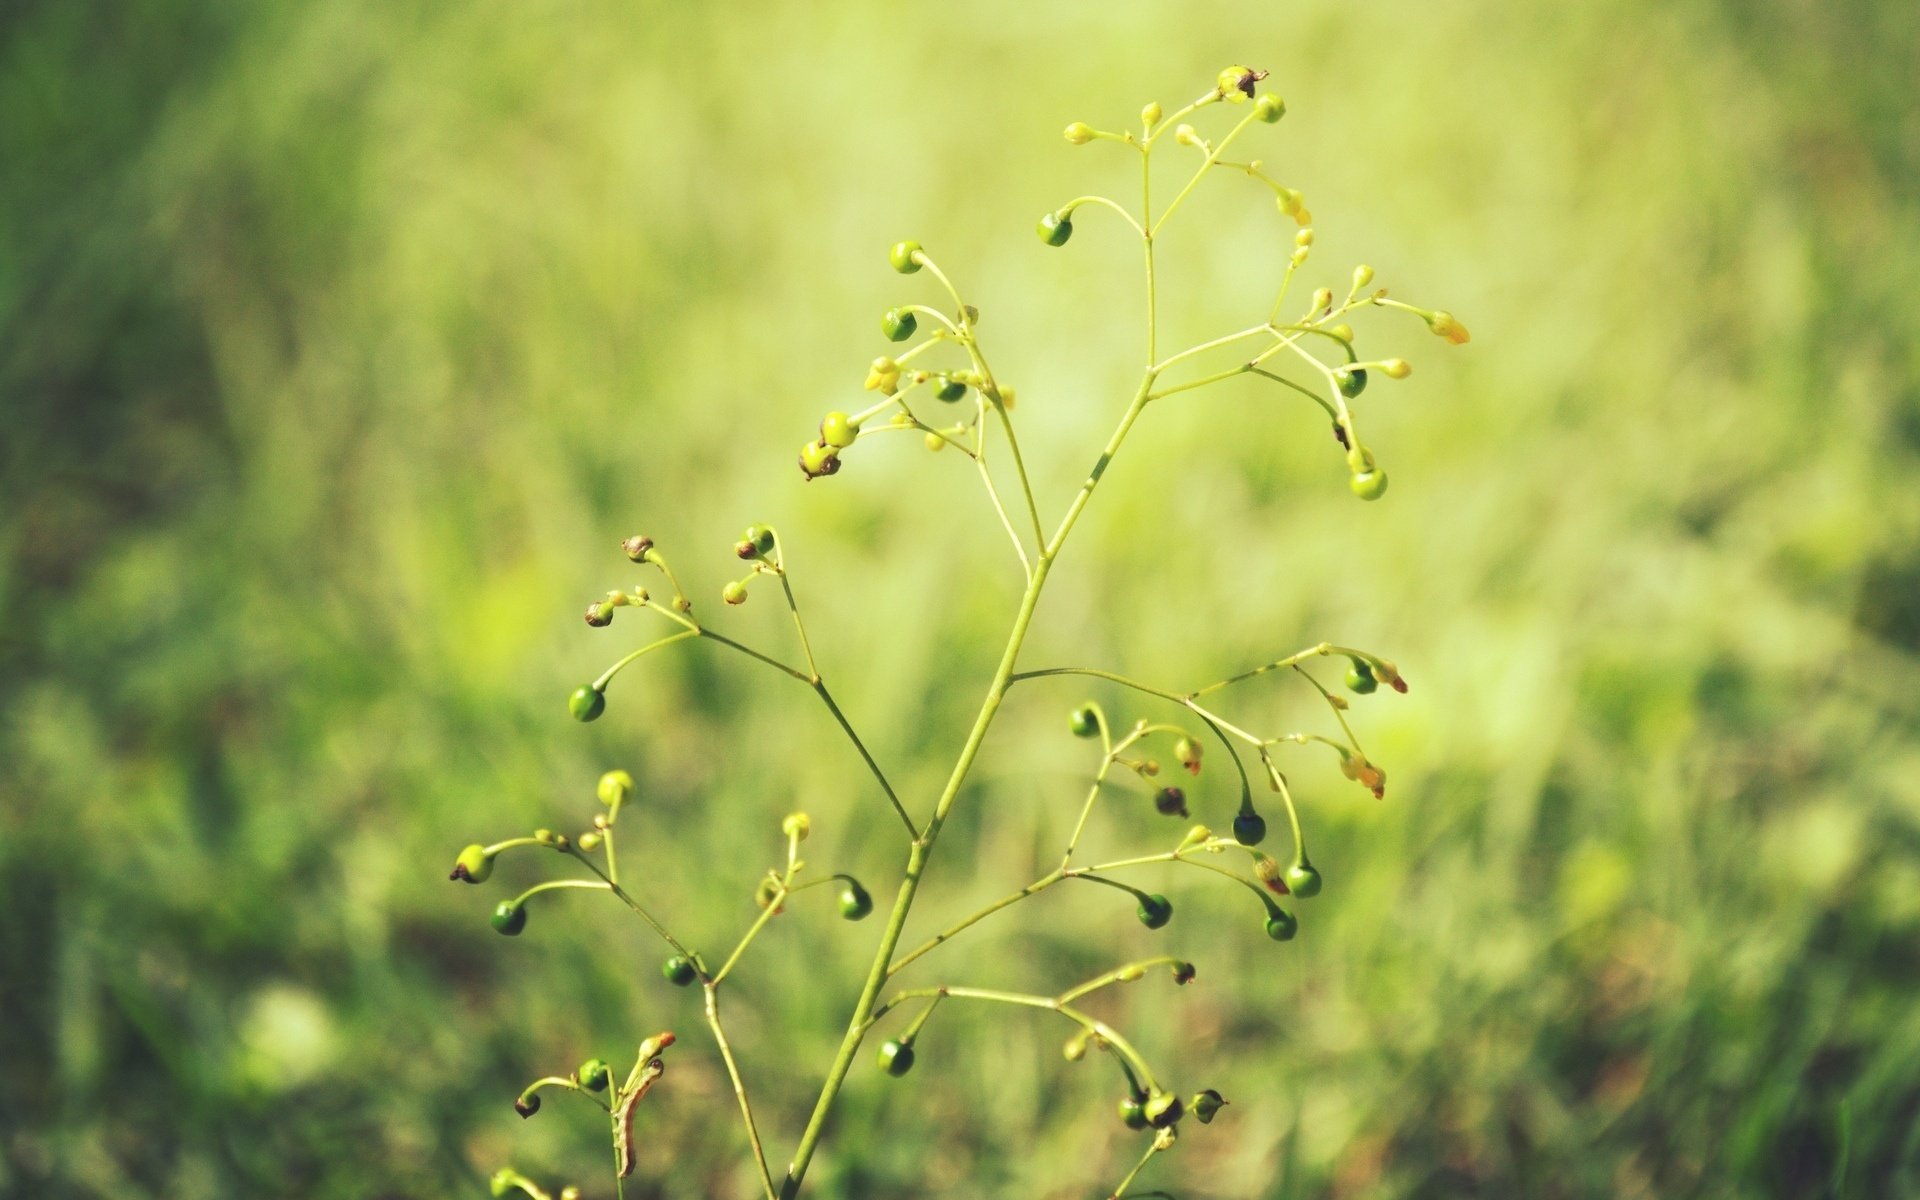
[621,535,654,562]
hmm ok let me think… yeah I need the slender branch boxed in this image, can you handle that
[565,849,696,959]
[705,986,778,1200]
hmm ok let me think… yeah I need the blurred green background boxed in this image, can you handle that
[5,1,1919,1197]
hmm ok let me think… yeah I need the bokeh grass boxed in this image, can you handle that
[4,1,1919,1197]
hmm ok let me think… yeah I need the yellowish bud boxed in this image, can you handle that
[782,812,811,841]
[1352,264,1374,289]
[1382,358,1413,379]
[1064,121,1095,145]
[1429,310,1471,344]
[1141,101,1163,127]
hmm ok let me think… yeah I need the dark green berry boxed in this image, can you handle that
[513,1093,540,1118]
[662,955,697,986]
[1153,787,1188,817]
[745,525,777,557]
[889,240,923,273]
[1344,659,1378,694]
[839,881,873,921]
[1068,705,1099,738]
[1136,894,1173,930]
[1119,1094,1148,1130]
[491,901,527,936]
[1335,366,1368,398]
[877,1039,915,1076]
[1144,1090,1184,1128]
[569,685,605,723]
[1264,909,1298,941]
[1037,212,1073,247]
[881,308,917,342]
[1285,860,1323,898]
[450,843,493,883]
[1192,1088,1228,1123]
[933,376,967,403]
[577,1058,611,1092]
[1233,812,1268,846]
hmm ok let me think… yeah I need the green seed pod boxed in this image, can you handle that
[877,1039,916,1076]
[1264,909,1298,941]
[451,843,493,883]
[1037,212,1073,247]
[1335,367,1368,398]
[1191,1088,1228,1123]
[1144,1090,1184,1128]
[889,240,923,274]
[1349,468,1389,501]
[1233,812,1268,846]
[933,376,967,403]
[584,601,613,628]
[513,1093,540,1118]
[1068,704,1100,739]
[740,525,776,558]
[821,412,859,449]
[1345,659,1378,693]
[1119,1094,1149,1130]
[569,685,606,723]
[1254,93,1286,123]
[1136,894,1174,930]
[722,580,748,606]
[598,769,634,808]
[1286,859,1324,898]
[491,901,527,936]
[839,881,874,921]
[880,308,917,342]
[621,534,654,562]
[578,1058,611,1092]
[662,955,697,987]
[1153,787,1189,817]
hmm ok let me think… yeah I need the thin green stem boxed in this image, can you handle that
[887,867,1067,978]
[1149,107,1262,237]
[1057,956,1186,1005]
[565,849,695,960]
[1108,1136,1166,1200]
[705,985,778,1200]
[592,629,701,691]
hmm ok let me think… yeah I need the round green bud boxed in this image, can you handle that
[662,955,697,986]
[1335,366,1368,398]
[1350,468,1389,501]
[578,1058,611,1092]
[933,376,967,403]
[1153,787,1189,817]
[1144,1090,1184,1128]
[1037,212,1073,247]
[1264,909,1298,941]
[569,685,606,723]
[577,831,602,851]
[889,240,923,274]
[1119,1094,1149,1130]
[821,411,859,449]
[1068,704,1100,739]
[451,843,493,883]
[839,881,874,921]
[1136,894,1174,930]
[598,769,634,807]
[745,525,777,557]
[1285,860,1323,898]
[1254,93,1286,123]
[877,1039,916,1076]
[782,812,811,841]
[722,580,748,606]
[1344,659,1378,694]
[1233,812,1268,846]
[490,901,527,936]
[1064,121,1094,144]
[880,308,917,342]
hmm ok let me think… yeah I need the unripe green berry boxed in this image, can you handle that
[578,1058,611,1092]
[933,376,967,403]
[491,901,527,936]
[598,769,634,807]
[1192,1088,1228,1123]
[821,411,859,449]
[1136,893,1174,929]
[1233,812,1268,846]
[1068,704,1100,738]
[877,1039,915,1076]
[1254,93,1286,123]
[1144,1090,1184,1128]
[889,240,923,274]
[1286,860,1323,898]
[799,440,840,479]
[1345,659,1378,693]
[1037,212,1073,247]
[513,1093,540,1118]
[1119,1094,1149,1130]
[722,580,748,606]
[569,685,605,722]
[881,308,917,342]
[451,843,493,883]
[740,525,776,559]
[1335,366,1368,398]
[663,955,697,986]
[1264,909,1298,941]
[1350,468,1389,501]
[839,881,873,921]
